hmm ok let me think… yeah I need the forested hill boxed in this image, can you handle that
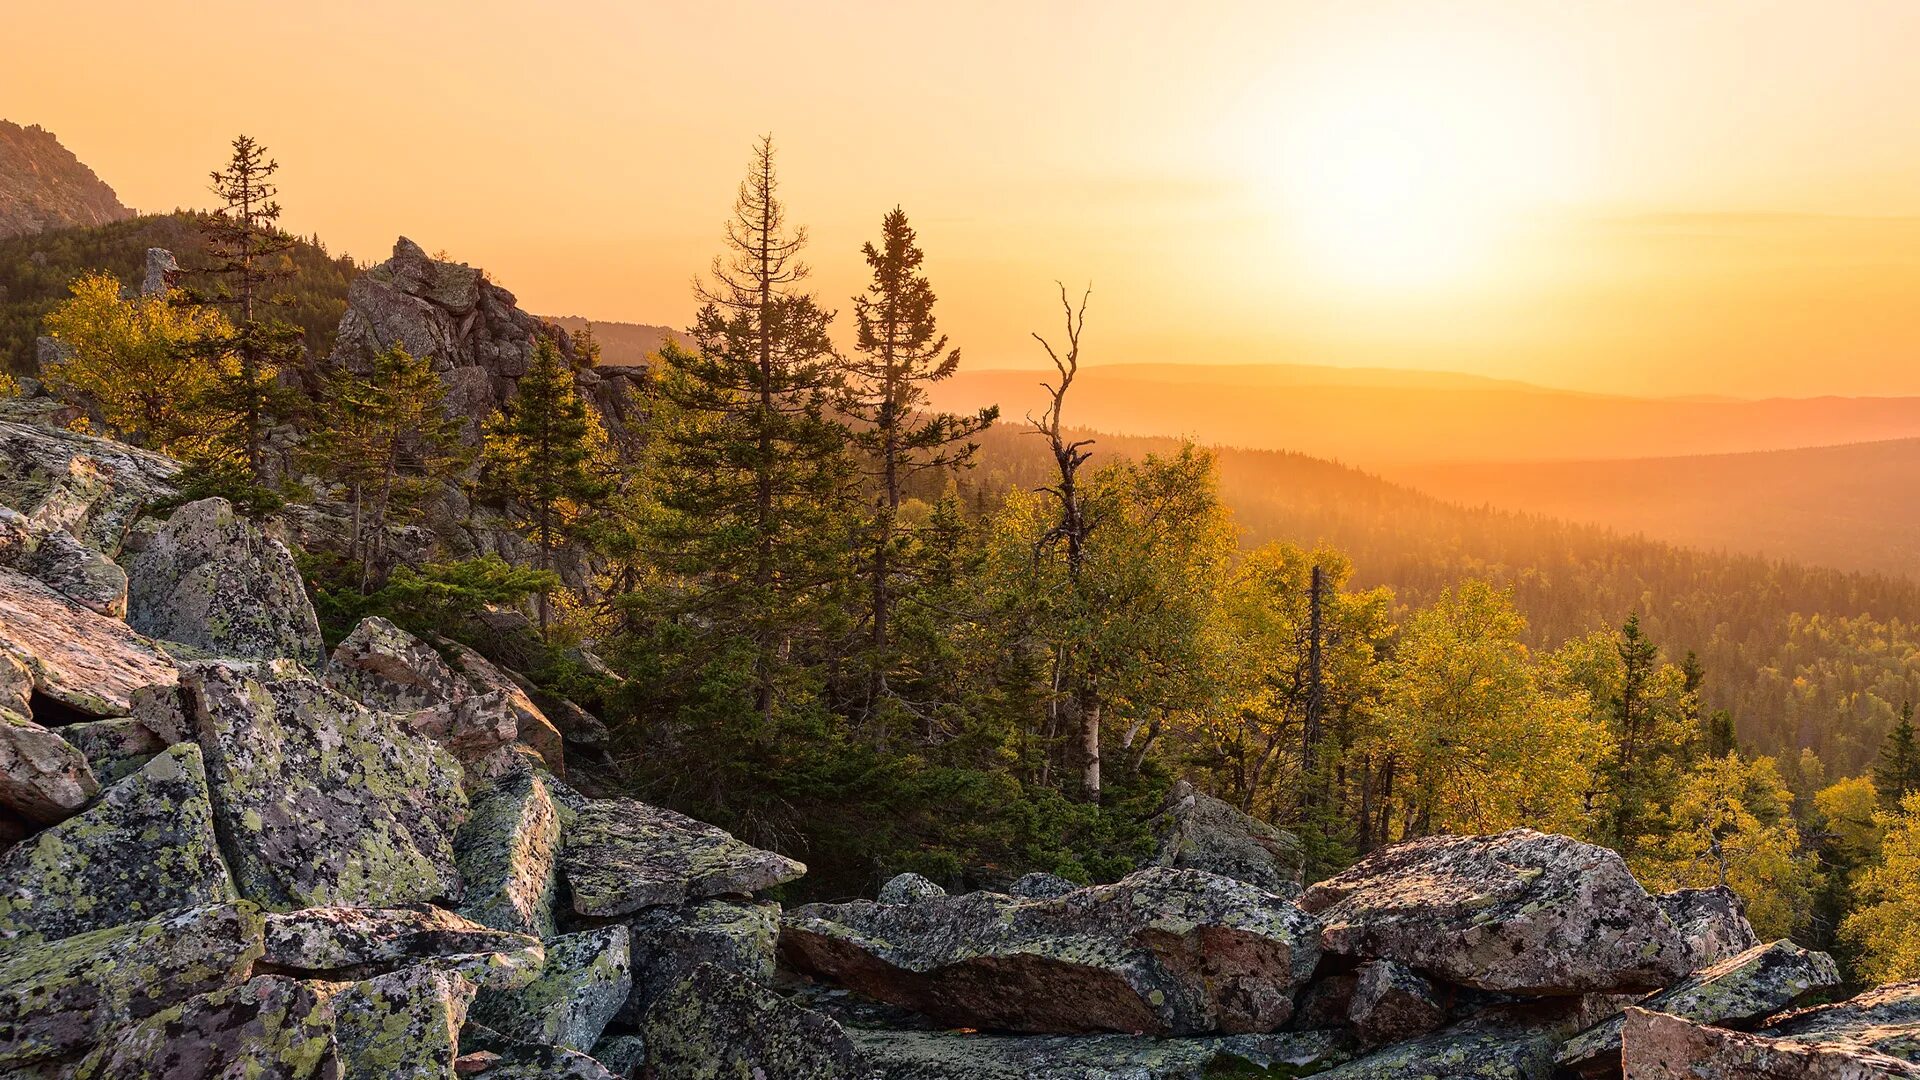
[0,211,359,372]
[544,315,682,366]
[962,423,1920,777]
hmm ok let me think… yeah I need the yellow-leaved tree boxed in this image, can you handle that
[1841,792,1920,982]
[41,270,234,456]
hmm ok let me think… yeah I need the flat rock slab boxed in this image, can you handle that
[781,867,1322,1036]
[561,798,804,917]
[262,904,544,991]
[0,743,236,944]
[1760,979,1920,1063]
[1298,828,1690,994]
[69,975,340,1080]
[183,659,468,910]
[642,963,872,1080]
[0,705,97,824]
[0,419,179,556]
[124,497,325,665]
[0,901,265,1071]
[469,925,632,1052]
[1313,1005,1583,1080]
[1621,1007,1920,1079]
[0,566,176,717]
[1560,939,1843,1076]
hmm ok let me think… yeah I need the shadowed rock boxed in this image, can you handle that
[561,798,804,918]
[621,899,778,1023]
[1149,779,1304,894]
[1657,885,1760,971]
[0,901,265,1071]
[261,904,544,991]
[1348,958,1447,1049]
[0,566,176,717]
[0,743,234,944]
[183,658,468,910]
[124,497,324,665]
[844,1027,1351,1079]
[878,872,945,905]
[469,925,631,1052]
[1560,939,1843,1076]
[331,966,477,1080]
[642,964,870,1080]
[1009,871,1079,899]
[1620,1007,1920,1079]
[0,705,97,824]
[0,419,178,556]
[1315,1001,1593,1079]
[445,641,566,775]
[69,975,340,1080]
[329,616,468,711]
[781,867,1321,1036]
[54,715,163,784]
[1298,829,1689,994]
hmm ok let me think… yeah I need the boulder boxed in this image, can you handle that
[469,925,632,1052]
[1620,1007,1920,1079]
[406,689,524,764]
[1347,958,1448,1049]
[446,641,566,774]
[1560,939,1844,1076]
[0,566,177,717]
[843,1027,1352,1079]
[1149,779,1304,894]
[329,616,468,711]
[0,743,235,944]
[261,904,544,991]
[124,497,325,665]
[69,975,340,1080]
[53,715,163,784]
[781,867,1322,1036]
[546,697,612,751]
[456,765,565,938]
[641,964,871,1080]
[591,1033,648,1077]
[456,1040,623,1079]
[878,871,946,905]
[0,419,178,556]
[1297,829,1690,994]
[1294,973,1358,1030]
[0,706,97,824]
[182,658,468,910]
[0,509,126,616]
[621,899,779,1023]
[1760,979,1920,1063]
[1657,885,1762,971]
[1008,871,1079,899]
[1314,1003,1584,1080]
[330,966,477,1080]
[561,798,805,918]
[0,901,265,1071]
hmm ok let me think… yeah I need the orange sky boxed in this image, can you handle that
[8,1,1920,398]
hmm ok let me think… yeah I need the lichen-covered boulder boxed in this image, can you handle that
[1348,958,1447,1049]
[1297,829,1689,994]
[781,867,1322,1036]
[1758,979,1920,1063]
[69,975,340,1080]
[328,616,467,711]
[0,901,265,1071]
[331,965,477,1080]
[843,1027,1352,1079]
[0,509,127,617]
[878,872,945,905]
[1560,939,1843,1076]
[1149,779,1304,894]
[124,497,325,665]
[407,689,523,764]
[0,566,176,717]
[470,925,632,1052]
[561,798,805,918]
[261,904,544,991]
[621,899,778,1023]
[0,706,97,824]
[460,1040,624,1079]
[591,1033,647,1077]
[1314,1004,1583,1080]
[1008,871,1079,900]
[0,419,179,556]
[642,964,870,1080]
[53,715,163,784]
[456,766,565,938]
[1657,885,1761,971]
[1620,1007,1920,1079]
[444,641,566,775]
[182,658,468,910]
[0,743,235,944]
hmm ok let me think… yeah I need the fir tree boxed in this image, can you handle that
[482,336,610,628]
[643,135,854,721]
[844,206,996,716]
[1876,702,1920,808]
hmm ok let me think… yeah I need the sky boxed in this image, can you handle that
[8,1,1920,398]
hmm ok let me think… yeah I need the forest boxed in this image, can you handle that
[20,134,1920,988]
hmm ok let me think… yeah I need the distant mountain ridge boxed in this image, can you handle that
[544,316,682,366]
[0,121,132,240]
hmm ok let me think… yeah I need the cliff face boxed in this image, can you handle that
[0,121,133,240]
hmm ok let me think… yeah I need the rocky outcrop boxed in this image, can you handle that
[0,506,127,616]
[124,497,326,665]
[1298,829,1691,994]
[0,419,179,556]
[0,743,234,944]
[781,867,1321,1036]
[0,121,132,240]
[1008,871,1079,899]
[329,615,468,710]
[1560,939,1844,1076]
[1620,1007,1920,1079]
[560,798,805,917]
[1658,885,1761,971]
[181,658,468,910]
[1759,979,1920,1063]
[1149,778,1304,894]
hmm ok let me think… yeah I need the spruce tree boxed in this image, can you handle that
[1876,702,1920,808]
[192,135,303,481]
[844,207,996,715]
[643,136,854,722]
[482,336,610,628]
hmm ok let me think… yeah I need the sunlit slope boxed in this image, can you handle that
[1392,437,1920,578]
[930,364,1920,466]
